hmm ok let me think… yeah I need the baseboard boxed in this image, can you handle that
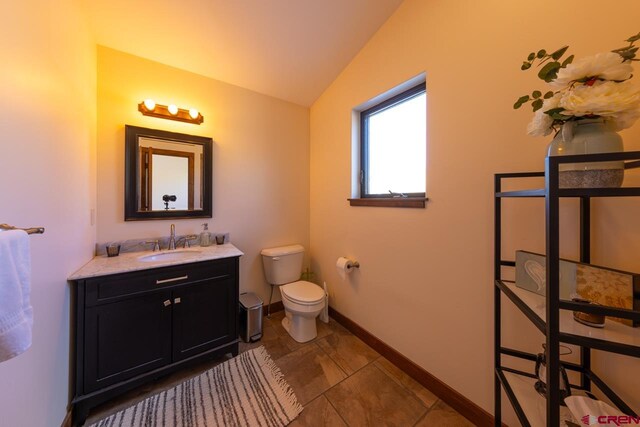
[328,307,498,427]
[264,300,283,316]
[61,409,72,427]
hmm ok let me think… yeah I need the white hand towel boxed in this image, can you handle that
[0,230,33,362]
[565,396,627,427]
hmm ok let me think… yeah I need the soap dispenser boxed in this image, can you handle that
[200,223,212,247]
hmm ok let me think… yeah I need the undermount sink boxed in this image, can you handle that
[138,250,202,263]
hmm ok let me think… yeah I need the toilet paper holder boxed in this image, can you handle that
[343,258,360,269]
[336,257,360,279]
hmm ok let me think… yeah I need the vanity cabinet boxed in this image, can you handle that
[172,275,236,361]
[70,256,240,426]
[84,290,173,392]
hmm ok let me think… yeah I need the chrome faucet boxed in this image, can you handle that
[168,224,176,250]
[145,240,160,252]
[176,235,198,248]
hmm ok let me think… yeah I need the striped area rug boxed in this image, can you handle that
[90,346,303,427]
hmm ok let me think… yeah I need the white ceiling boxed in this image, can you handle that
[85,0,404,106]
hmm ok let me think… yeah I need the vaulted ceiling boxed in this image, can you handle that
[85,0,404,106]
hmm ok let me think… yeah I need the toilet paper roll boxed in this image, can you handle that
[336,257,354,280]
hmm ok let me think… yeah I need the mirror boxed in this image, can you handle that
[125,125,212,220]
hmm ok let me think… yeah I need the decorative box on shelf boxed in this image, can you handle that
[515,250,640,327]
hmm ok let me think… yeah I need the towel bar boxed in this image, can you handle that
[0,223,45,235]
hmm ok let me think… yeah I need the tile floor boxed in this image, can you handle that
[86,311,474,426]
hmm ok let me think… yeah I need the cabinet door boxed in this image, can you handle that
[172,277,237,361]
[84,291,172,393]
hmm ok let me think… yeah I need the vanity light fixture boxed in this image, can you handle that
[138,99,204,125]
[143,99,156,110]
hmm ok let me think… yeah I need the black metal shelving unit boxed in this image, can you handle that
[494,151,640,427]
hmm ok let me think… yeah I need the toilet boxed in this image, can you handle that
[261,244,326,343]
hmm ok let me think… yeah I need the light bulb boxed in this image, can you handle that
[189,109,199,119]
[143,99,156,111]
[168,104,178,115]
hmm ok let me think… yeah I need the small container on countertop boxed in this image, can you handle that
[200,223,212,247]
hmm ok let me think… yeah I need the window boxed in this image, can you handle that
[353,82,426,207]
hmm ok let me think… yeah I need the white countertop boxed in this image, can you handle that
[68,243,244,280]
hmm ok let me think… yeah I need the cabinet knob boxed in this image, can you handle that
[163,299,172,307]
[174,297,181,304]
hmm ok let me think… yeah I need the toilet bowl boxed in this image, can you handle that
[261,245,326,343]
[279,280,325,343]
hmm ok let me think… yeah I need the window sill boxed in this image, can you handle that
[348,197,428,208]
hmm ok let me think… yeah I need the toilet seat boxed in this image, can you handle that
[281,281,325,305]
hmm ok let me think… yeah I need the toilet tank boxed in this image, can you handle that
[261,244,304,285]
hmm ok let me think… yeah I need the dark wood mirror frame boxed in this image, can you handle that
[125,125,213,221]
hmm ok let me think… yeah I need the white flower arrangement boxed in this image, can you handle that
[515,33,640,137]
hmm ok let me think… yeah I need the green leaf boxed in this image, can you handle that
[537,49,547,58]
[620,52,636,61]
[561,55,574,67]
[626,32,640,43]
[514,95,530,109]
[528,52,535,61]
[551,46,569,60]
[544,107,565,116]
[538,61,561,82]
[543,107,571,120]
[521,62,532,70]
[531,99,544,111]
[532,90,542,99]
[613,46,638,61]
[544,91,555,99]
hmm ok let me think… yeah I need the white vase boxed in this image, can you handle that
[547,119,624,188]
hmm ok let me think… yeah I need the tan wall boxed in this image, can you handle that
[97,47,310,303]
[0,1,96,425]
[310,0,640,422]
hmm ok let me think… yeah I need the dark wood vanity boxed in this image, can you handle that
[69,256,240,426]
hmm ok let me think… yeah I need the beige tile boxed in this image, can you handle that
[239,339,262,353]
[246,323,295,360]
[288,395,347,427]
[325,364,427,426]
[269,313,334,352]
[274,343,347,405]
[266,309,286,324]
[259,322,280,342]
[325,317,350,335]
[315,319,334,340]
[415,400,475,427]
[374,357,438,408]
[316,330,379,375]
[263,338,295,360]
